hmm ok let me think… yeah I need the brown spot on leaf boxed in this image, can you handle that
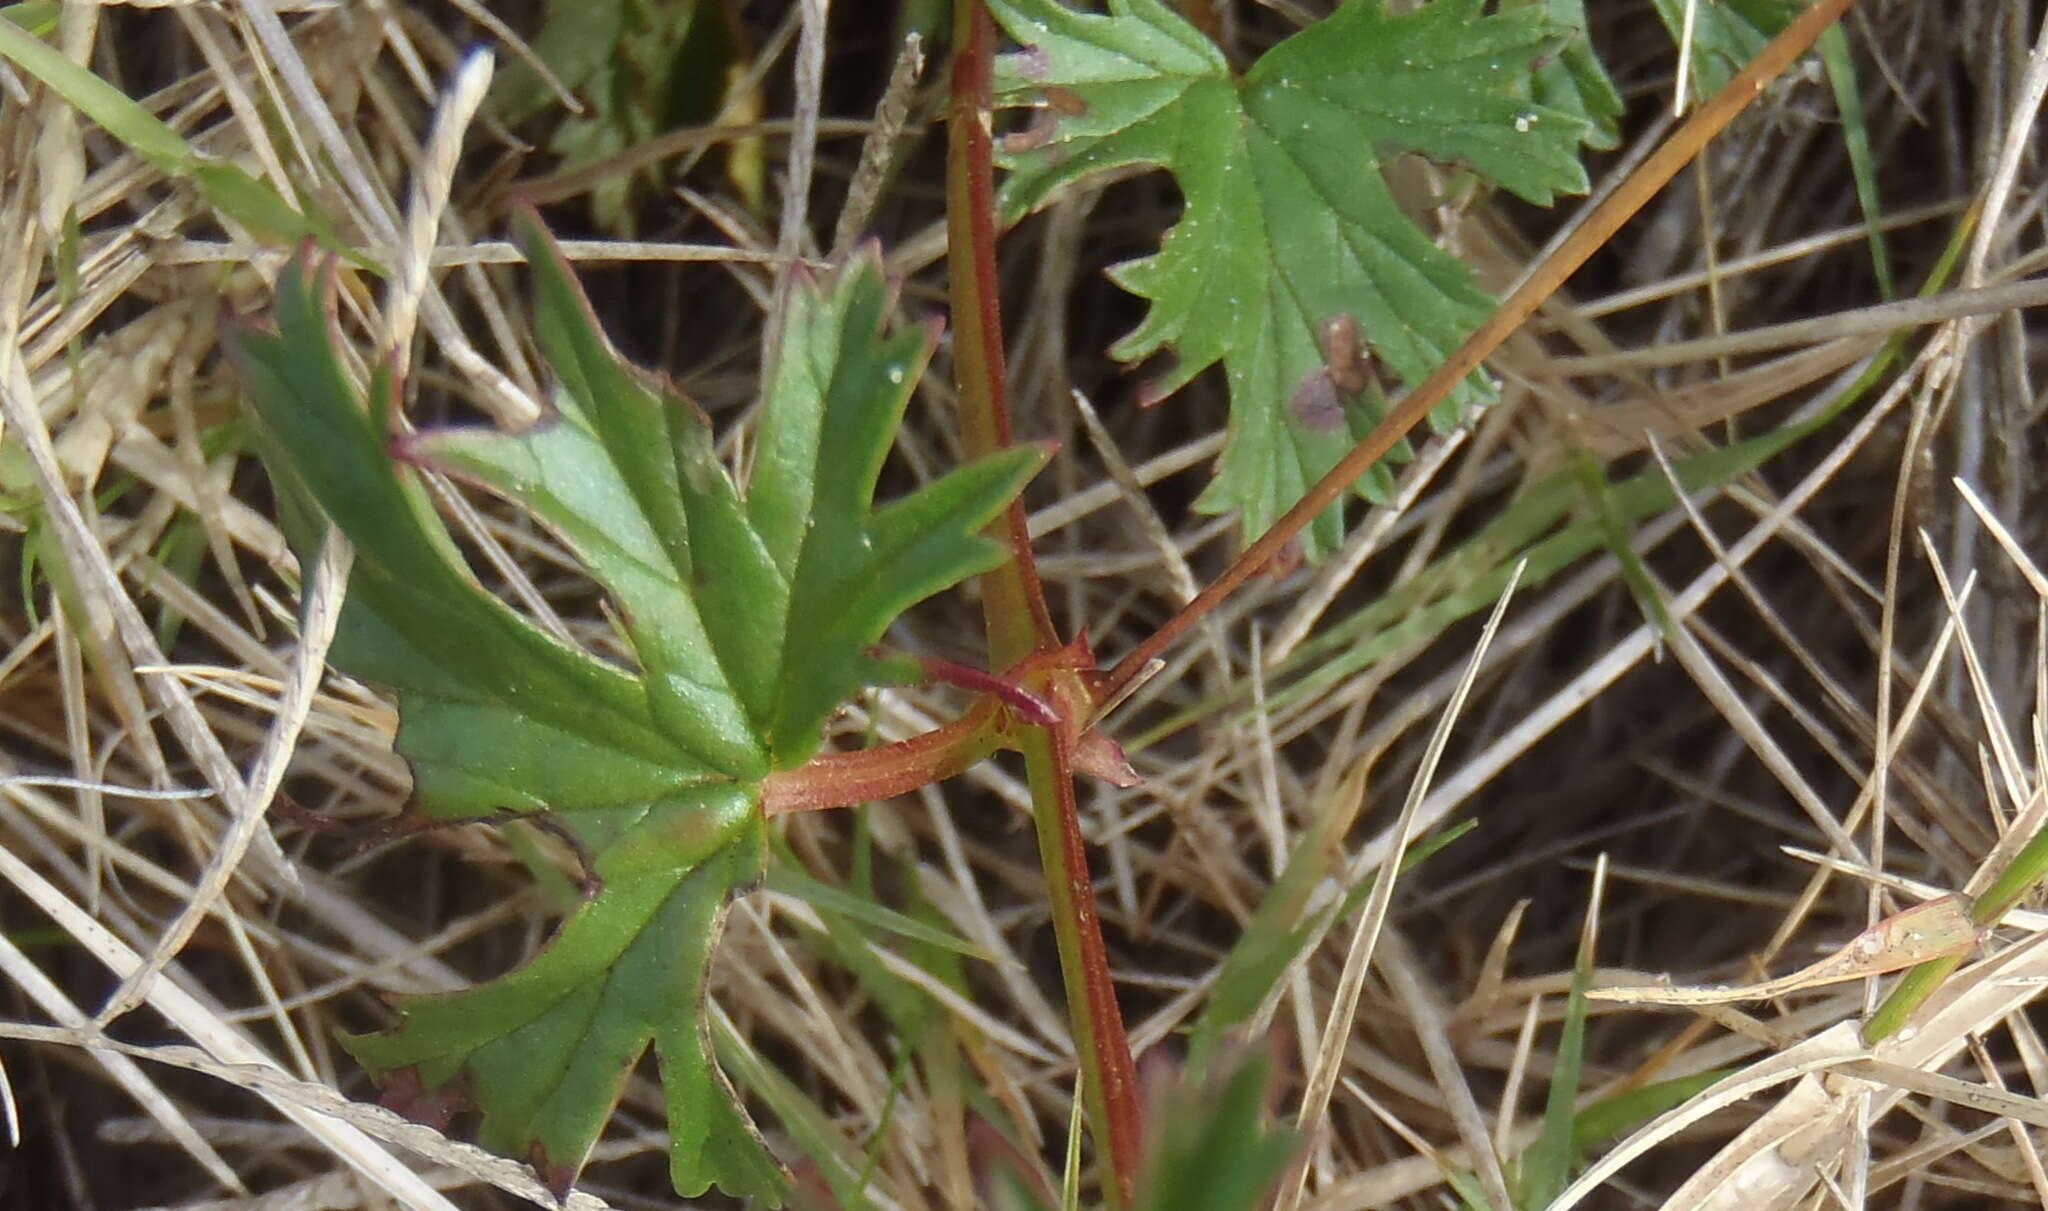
[1042,85,1088,116]
[1001,110,1059,154]
[379,1066,468,1132]
[1289,369,1345,432]
[1318,313,1376,396]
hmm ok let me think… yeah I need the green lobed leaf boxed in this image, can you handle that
[345,789,780,1200]
[1520,0,1623,149]
[990,0,1597,558]
[421,219,1048,771]
[233,217,1044,1200]
[233,271,691,820]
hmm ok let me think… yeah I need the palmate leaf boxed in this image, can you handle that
[232,216,1045,1201]
[1525,0,1623,150]
[990,0,1599,557]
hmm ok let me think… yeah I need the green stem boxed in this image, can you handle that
[947,4,1142,1204]
[1967,821,2048,927]
[1863,954,1964,1044]
[1867,802,2048,1043]
[1021,725,1142,1207]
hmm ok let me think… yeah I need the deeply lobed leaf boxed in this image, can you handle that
[990,0,1608,557]
[234,217,1043,1200]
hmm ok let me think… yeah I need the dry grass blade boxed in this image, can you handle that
[92,535,347,1023]
[1589,894,1982,1005]
[2,0,2044,1206]
[831,32,925,258]
[97,37,492,1027]
[0,843,463,1209]
[1567,470,2048,1205]
[0,930,241,1190]
[1280,560,1526,1211]
[1548,275,2048,373]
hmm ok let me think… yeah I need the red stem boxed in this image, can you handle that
[948,5,1143,1204]
[1037,726,1142,1194]
[949,3,1055,661]
[917,653,1058,725]
[760,703,1000,816]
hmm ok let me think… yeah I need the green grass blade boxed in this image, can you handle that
[0,15,192,172]
[0,16,377,271]
[0,4,59,36]
[713,1014,880,1211]
[1570,1069,1733,1153]
[1521,918,1593,1205]
[766,865,995,963]
[1818,26,1892,298]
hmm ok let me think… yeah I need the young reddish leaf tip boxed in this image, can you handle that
[1072,728,1140,787]
[1016,636,1144,788]
[1134,378,1172,409]
[1001,437,1060,474]
[290,249,352,366]
[387,434,426,468]
[529,1143,577,1203]
[847,235,890,267]
[286,237,325,284]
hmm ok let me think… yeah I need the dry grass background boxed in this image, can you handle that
[0,1,2045,1207]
